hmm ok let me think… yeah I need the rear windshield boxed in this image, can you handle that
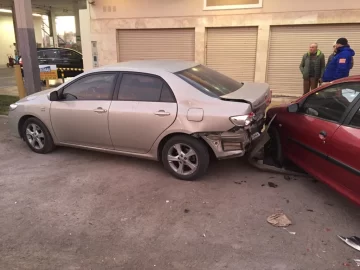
[176,65,243,98]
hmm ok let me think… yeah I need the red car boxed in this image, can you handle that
[266,76,360,205]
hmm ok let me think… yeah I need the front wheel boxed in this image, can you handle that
[161,135,210,181]
[22,117,55,154]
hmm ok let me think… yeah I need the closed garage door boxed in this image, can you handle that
[267,24,360,96]
[117,29,195,62]
[206,27,258,82]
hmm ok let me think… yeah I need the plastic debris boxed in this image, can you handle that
[267,212,292,227]
[166,200,170,203]
[354,259,360,267]
[338,235,360,252]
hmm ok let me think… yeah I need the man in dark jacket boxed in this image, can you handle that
[323,38,355,83]
[300,43,325,95]
[327,41,354,69]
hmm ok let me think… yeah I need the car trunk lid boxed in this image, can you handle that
[220,82,271,118]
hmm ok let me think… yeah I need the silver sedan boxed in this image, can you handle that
[8,60,271,180]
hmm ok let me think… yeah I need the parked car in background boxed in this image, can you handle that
[20,47,83,79]
[8,60,271,180]
[267,76,360,205]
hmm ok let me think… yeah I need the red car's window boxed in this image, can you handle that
[300,83,360,123]
[350,108,360,128]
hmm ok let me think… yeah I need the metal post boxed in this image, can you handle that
[13,0,41,95]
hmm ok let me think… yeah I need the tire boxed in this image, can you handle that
[266,127,284,167]
[22,117,55,154]
[161,135,210,181]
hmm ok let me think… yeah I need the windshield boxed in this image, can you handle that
[176,65,243,98]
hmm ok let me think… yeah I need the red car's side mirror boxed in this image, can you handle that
[287,103,299,113]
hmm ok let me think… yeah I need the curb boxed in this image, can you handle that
[0,115,8,119]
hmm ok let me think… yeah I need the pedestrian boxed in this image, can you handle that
[322,38,355,83]
[327,40,354,69]
[299,43,325,95]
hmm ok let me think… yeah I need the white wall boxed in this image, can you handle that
[0,14,43,66]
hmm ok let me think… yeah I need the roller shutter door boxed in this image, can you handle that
[117,29,195,62]
[206,27,258,82]
[267,24,360,96]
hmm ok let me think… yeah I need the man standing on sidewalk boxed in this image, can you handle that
[299,43,325,95]
[324,38,355,83]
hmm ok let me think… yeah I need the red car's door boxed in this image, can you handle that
[326,99,360,205]
[280,83,359,192]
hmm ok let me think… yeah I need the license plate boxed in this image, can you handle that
[251,132,261,141]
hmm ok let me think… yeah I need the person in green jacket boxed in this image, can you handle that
[299,43,325,95]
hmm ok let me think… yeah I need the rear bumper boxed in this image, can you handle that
[201,119,264,159]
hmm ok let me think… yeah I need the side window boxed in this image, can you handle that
[300,83,360,122]
[62,73,117,100]
[60,49,81,59]
[37,50,56,59]
[350,108,360,128]
[160,83,176,102]
[118,74,163,102]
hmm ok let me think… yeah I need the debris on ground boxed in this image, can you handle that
[324,202,334,207]
[267,212,292,227]
[234,180,247,185]
[337,235,360,252]
[268,182,278,188]
[261,184,265,187]
[306,209,314,212]
[184,209,190,213]
[166,200,170,203]
[283,228,296,235]
[354,259,360,267]
[325,228,331,232]
[284,175,291,181]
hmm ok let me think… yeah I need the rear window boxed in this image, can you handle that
[176,65,242,98]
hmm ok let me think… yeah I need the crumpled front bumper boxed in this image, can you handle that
[200,119,264,159]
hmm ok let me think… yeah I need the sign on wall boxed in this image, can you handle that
[39,65,58,80]
[204,0,262,9]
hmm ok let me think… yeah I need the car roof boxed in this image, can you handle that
[332,74,360,83]
[101,60,198,73]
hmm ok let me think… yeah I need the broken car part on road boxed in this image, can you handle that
[338,235,360,252]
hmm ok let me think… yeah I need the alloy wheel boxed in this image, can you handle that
[26,123,45,150]
[167,143,199,176]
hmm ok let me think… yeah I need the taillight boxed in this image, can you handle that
[229,113,255,128]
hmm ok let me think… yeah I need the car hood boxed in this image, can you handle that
[220,82,271,110]
[17,89,54,103]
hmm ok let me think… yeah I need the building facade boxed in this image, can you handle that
[84,0,360,96]
[0,13,42,66]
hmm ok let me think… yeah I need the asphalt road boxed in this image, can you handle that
[0,119,359,270]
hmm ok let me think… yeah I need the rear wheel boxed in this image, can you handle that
[161,135,210,181]
[22,117,55,154]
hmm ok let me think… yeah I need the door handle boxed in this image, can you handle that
[94,107,107,113]
[155,110,170,116]
[319,130,327,140]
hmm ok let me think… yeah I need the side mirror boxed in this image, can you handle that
[49,91,59,101]
[287,103,299,113]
